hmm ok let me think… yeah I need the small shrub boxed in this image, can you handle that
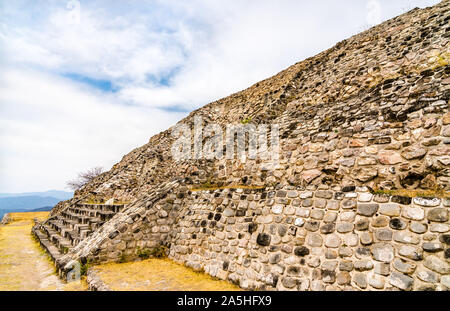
[136,247,151,259]
[136,245,168,259]
[119,253,128,263]
[80,262,89,276]
[240,117,252,124]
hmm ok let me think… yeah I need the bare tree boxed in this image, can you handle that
[66,167,104,191]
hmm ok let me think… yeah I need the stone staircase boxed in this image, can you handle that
[33,203,126,261]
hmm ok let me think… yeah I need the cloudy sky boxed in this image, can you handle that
[0,0,441,193]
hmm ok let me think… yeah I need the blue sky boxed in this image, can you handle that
[0,0,441,192]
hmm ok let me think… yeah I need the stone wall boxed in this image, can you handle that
[168,187,449,291]
[1,213,10,225]
[57,181,449,291]
[55,180,181,270]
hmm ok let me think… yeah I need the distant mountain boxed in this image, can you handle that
[29,206,53,212]
[0,196,61,211]
[0,190,72,200]
[0,192,70,219]
[0,209,28,219]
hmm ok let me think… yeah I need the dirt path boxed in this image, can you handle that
[0,212,86,291]
[91,258,241,291]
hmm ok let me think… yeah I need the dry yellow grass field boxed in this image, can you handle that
[0,212,87,291]
[1,212,239,291]
[91,258,241,291]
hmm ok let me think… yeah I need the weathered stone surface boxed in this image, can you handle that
[223,208,235,217]
[427,208,449,223]
[320,223,335,234]
[410,222,427,234]
[440,234,450,245]
[393,232,420,245]
[393,258,416,274]
[357,204,379,217]
[358,193,373,202]
[368,273,385,289]
[402,206,424,221]
[371,243,394,263]
[281,277,297,289]
[323,212,338,223]
[356,168,378,182]
[401,146,427,160]
[354,260,374,271]
[413,197,441,207]
[339,260,353,272]
[353,273,367,289]
[342,200,357,209]
[374,262,390,276]
[391,196,411,205]
[337,222,353,233]
[375,229,393,241]
[305,220,320,232]
[307,233,323,247]
[294,246,310,257]
[417,270,439,283]
[442,276,450,289]
[378,150,402,165]
[272,205,284,214]
[398,245,423,261]
[301,169,322,184]
[339,246,353,257]
[423,256,450,274]
[322,260,338,272]
[429,223,449,233]
[389,271,414,291]
[372,216,388,228]
[315,190,333,199]
[389,218,407,230]
[373,194,390,203]
[336,271,351,285]
[311,209,325,220]
[325,234,341,248]
[379,204,400,217]
[422,242,443,253]
[294,218,305,227]
[360,232,373,245]
[256,233,271,246]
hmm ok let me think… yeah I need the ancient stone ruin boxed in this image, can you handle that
[33,1,449,291]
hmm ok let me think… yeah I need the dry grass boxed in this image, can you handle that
[0,212,87,291]
[191,184,265,192]
[7,211,49,222]
[372,188,450,198]
[91,258,241,291]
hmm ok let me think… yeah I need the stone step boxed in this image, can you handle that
[75,203,125,213]
[42,225,72,254]
[48,219,82,244]
[61,218,78,227]
[61,208,116,226]
[34,202,127,271]
[33,227,63,262]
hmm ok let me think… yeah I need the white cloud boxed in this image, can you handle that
[0,68,185,192]
[0,0,441,192]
